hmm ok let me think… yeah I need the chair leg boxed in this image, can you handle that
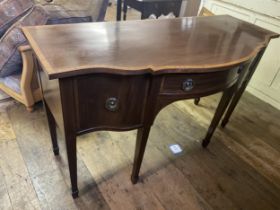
[194,98,200,105]
[123,1,128,20]
[26,105,34,112]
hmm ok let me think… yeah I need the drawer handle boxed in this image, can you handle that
[105,97,119,112]
[182,79,194,91]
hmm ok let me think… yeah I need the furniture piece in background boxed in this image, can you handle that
[203,0,280,110]
[122,0,183,20]
[34,0,109,22]
[117,0,202,20]
[0,0,108,111]
[0,45,41,111]
[199,6,214,16]
[23,16,278,197]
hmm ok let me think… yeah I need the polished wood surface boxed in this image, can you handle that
[23,16,278,79]
[75,74,149,132]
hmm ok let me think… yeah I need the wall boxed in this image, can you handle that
[203,0,280,110]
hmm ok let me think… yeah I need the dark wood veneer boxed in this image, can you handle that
[23,16,278,80]
[74,74,149,132]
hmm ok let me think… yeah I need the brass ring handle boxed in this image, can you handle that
[105,97,119,112]
[182,79,194,91]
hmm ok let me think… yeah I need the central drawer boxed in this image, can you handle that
[74,74,149,132]
[160,67,240,96]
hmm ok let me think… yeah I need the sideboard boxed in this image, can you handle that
[23,16,279,197]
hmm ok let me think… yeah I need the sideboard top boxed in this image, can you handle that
[23,15,279,79]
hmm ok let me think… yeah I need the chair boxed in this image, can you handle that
[0,45,41,111]
[199,7,214,16]
[0,0,108,111]
[122,0,183,20]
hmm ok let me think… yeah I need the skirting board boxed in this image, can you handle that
[246,86,280,110]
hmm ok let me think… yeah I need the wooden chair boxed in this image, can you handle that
[0,45,41,111]
[199,7,214,16]
[122,0,183,20]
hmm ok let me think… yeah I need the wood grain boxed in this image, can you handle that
[0,140,41,210]
[23,16,279,79]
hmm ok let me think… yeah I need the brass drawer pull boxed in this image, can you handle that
[182,79,194,91]
[105,97,119,112]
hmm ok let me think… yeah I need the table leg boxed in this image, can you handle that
[202,85,237,148]
[221,48,266,128]
[116,0,122,21]
[131,125,151,184]
[123,0,127,20]
[45,102,59,155]
[194,98,200,105]
[141,10,151,20]
[65,133,79,198]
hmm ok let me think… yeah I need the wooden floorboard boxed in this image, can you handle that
[0,139,41,210]
[2,88,280,210]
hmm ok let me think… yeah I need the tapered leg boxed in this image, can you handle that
[131,125,151,184]
[194,98,200,105]
[221,48,266,127]
[116,0,122,21]
[140,12,145,20]
[45,103,59,155]
[65,133,79,198]
[221,85,245,128]
[202,85,236,148]
[123,1,127,20]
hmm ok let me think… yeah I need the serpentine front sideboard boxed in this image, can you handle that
[22,16,279,198]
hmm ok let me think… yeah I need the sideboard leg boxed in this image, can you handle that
[221,86,244,128]
[194,98,200,105]
[221,48,266,128]
[202,85,236,148]
[45,102,59,155]
[65,134,79,198]
[131,125,151,184]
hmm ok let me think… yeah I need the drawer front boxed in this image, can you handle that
[74,74,149,132]
[160,67,240,96]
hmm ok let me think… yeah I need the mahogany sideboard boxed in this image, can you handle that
[23,16,279,198]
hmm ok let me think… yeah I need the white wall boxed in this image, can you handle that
[203,0,280,110]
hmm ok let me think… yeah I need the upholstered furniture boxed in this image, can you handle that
[0,45,41,111]
[0,0,108,111]
[0,0,33,37]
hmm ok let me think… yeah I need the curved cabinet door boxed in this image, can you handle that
[74,74,149,132]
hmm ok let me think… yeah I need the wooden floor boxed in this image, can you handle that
[1,4,280,210]
[1,90,280,210]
